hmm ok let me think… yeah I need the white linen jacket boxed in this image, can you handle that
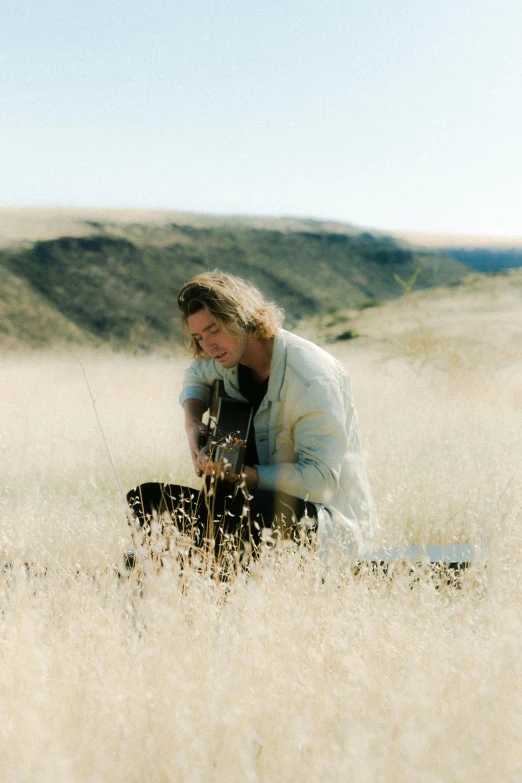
[179,329,378,556]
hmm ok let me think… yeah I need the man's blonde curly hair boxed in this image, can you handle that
[177,271,284,358]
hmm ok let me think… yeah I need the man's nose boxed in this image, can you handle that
[202,334,216,352]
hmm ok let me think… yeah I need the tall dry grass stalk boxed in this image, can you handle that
[0,331,520,780]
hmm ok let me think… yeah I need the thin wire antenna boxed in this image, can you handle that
[79,358,142,570]
[78,358,129,511]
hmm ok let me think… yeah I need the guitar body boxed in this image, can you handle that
[206,381,253,479]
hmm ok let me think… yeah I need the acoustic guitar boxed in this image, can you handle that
[203,380,254,481]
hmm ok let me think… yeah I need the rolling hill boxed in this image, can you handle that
[0,209,470,351]
[394,229,522,273]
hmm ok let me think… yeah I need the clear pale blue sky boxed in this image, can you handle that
[1,0,521,236]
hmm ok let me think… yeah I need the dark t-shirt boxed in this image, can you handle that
[237,364,269,466]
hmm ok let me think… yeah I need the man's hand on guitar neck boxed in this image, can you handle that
[184,398,209,477]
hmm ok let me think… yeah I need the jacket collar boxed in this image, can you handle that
[266,329,287,402]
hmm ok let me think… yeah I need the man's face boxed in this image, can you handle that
[187,309,247,368]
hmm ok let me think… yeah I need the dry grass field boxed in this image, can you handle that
[1,271,521,781]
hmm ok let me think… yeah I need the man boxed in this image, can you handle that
[127,271,377,565]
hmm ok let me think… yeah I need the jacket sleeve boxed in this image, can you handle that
[256,375,350,504]
[178,360,220,408]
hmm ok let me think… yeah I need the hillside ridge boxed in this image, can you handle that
[1,213,471,352]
